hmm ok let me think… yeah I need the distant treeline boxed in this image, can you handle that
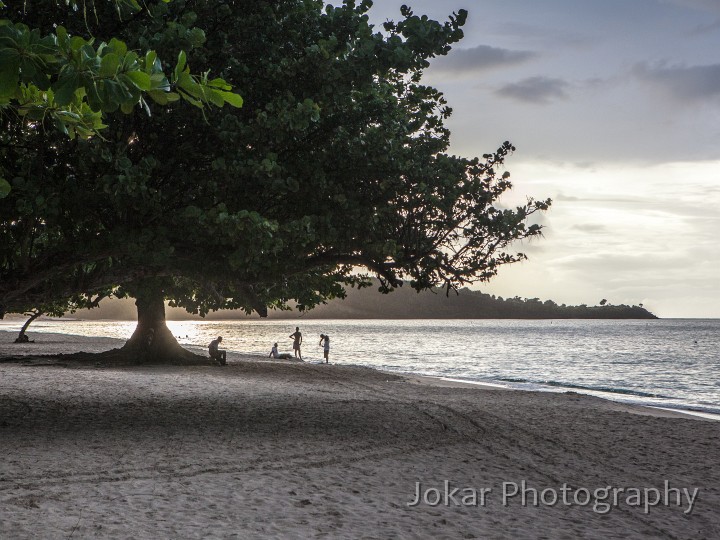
[265,282,658,320]
[67,282,657,320]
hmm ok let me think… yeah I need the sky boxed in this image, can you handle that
[365,0,720,318]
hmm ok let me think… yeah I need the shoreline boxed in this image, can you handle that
[1,328,717,422]
[404,374,720,422]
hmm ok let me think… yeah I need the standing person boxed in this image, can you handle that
[319,334,330,363]
[209,336,227,365]
[289,327,303,361]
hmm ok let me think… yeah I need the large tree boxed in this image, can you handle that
[1,0,551,362]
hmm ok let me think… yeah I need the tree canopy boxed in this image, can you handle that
[1,0,551,360]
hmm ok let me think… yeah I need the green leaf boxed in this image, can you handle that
[177,89,203,108]
[176,73,203,99]
[53,118,68,136]
[0,177,10,198]
[149,72,170,91]
[108,38,127,57]
[56,26,68,47]
[207,77,231,90]
[122,52,139,70]
[124,71,151,91]
[175,50,187,80]
[86,81,102,111]
[189,27,206,47]
[145,50,157,71]
[0,47,21,95]
[147,90,169,105]
[140,97,150,116]
[100,80,125,112]
[69,36,86,51]
[219,90,243,108]
[99,53,120,78]
[205,88,225,108]
[52,72,80,106]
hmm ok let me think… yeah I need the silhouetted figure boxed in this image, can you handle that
[269,342,292,360]
[145,328,155,348]
[319,334,330,363]
[289,327,303,360]
[209,336,227,365]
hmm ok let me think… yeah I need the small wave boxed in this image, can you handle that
[647,404,720,419]
[496,377,672,400]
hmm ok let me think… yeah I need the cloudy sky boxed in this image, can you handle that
[368,0,720,317]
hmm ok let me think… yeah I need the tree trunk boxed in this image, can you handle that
[122,289,206,364]
[14,310,41,343]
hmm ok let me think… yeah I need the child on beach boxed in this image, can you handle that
[319,334,330,363]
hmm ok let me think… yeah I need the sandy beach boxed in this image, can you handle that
[1,332,719,539]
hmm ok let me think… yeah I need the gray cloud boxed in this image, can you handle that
[430,44,536,75]
[659,0,720,15]
[571,224,608,233]
[689,18,720,35]
[495,76,570,104]
[555,194,642,204]
[493,21,596,49]
[556,194,581,201]
[633,62,720,101]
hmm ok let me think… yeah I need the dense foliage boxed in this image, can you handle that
[1,0,551,357]
[0,0,241,192]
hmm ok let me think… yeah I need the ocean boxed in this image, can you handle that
[2,318,719,417]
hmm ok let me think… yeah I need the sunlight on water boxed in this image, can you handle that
[2,318,718,415]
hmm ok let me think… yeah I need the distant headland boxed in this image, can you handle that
[58,281,657,321]
[262,282,657,320]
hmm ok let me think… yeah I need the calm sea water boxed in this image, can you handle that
[3,318,719,416]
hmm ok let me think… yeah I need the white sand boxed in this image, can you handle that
[1,331,719,538]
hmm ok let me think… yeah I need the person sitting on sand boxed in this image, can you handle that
[289,326,303,361]
[319,334,330,363]
[144,328,155,349]
[269,343,292,360]
[209,336,227,365]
